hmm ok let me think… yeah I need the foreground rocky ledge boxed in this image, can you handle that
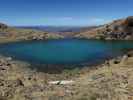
[1,51,133,100]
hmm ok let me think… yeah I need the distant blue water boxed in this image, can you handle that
[0,39,133,65]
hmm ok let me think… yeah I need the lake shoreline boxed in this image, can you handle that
[0,49,133,99]
[0,39,133,67]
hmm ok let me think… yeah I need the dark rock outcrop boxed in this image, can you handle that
[0,23,8,29]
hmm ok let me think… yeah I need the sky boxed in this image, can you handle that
[0,0,133,26]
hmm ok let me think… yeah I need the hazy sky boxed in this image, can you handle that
[0,0,133,26]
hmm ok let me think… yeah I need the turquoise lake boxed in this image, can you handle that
[0,39,133,65]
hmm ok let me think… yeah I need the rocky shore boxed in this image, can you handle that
[0,51,133,100]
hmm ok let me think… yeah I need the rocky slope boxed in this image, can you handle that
[0,23,64,43]
[1,51,133,100]
[76,16,133,40]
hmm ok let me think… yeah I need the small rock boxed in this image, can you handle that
[56,90,65,97]
[91,73,105,80]
[127,51,133,57]
[6,57,12,61]
[49,80,74,85]
[120,55,128,64]
[16,79,24,86]
[113,60,120,64]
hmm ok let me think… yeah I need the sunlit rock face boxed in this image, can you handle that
[107,16,133,39]
[106,16,133,34]
[77,16,133,40]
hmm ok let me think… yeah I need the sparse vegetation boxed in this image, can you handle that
[0,52,133,100]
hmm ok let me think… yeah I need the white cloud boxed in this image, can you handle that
[59,17,73,20]
[46,17,73,21]
[89,18,105,23]
[43,17,111,26]
[84,17,112,26]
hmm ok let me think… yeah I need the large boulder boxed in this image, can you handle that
[0,23,8,29]
[123,16,133,34]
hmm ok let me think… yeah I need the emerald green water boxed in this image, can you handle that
[0,39,133,65]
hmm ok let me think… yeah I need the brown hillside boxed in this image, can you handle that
[76,16,133,40]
